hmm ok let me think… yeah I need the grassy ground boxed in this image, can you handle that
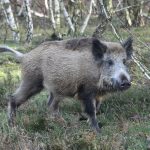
[0,26,150,150]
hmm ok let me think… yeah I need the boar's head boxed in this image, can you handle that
[92,37,133,92]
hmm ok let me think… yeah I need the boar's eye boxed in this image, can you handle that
[107,59,114,66]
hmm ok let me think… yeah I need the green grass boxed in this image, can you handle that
[0,87,150,150]
[0,26,150,150]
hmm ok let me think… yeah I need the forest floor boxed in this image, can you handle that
[0,26,150,150]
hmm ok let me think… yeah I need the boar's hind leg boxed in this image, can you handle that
[8,79,43,126]
[78,86,100,133]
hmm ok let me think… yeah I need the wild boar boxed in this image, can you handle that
[0,37,133,133]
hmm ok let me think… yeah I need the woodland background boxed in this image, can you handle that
[0,0,150,149]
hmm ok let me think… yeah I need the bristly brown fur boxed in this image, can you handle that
[0,36,133,133]
[65,38,94,50]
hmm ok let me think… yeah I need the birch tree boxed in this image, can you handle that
[80,0,93,35]
[107,0,113,14]
[124,0,132,26]
[54,0,60,28]
[1,0,20,42]
[24,0,33,43]
[139,0,145,26]
[59,0,75,33]
[125,8,132,26]
[47,0,56,30]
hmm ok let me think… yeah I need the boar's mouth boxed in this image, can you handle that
[99,81,116,92]
[118,82,131,91]
[101,80,131,92]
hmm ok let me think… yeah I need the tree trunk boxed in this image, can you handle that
[80,0,93,35]
[47,0,56,30]
[107,0,113,14]
[45,0,48,10]
[54,0,60,28]
[125,8,132,26]
[124,0,132,26]
[139,0,145,26]
[24,0,33,43]
[59,0,75,33]
[1,0,20,42]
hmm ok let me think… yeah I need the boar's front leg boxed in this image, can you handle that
[78,85,100,133]
[47,92,54,106]
[79,99,101,121]
[49,93,63,117]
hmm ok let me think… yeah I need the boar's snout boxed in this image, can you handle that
[120,79,131,90]
[111,74,131,91]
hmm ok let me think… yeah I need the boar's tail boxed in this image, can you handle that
[0,45,23,62]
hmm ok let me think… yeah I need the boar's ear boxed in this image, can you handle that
[122,37,133,59]
[92,38,107,61]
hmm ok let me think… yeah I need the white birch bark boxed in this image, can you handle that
[59,0,75,32]
[80,0,93,35]
[24,0,33,43]
[45,0,49,10]
[125,8,132,26]
[139,0,145,26]
[54,0,60,28]
[47,0,56,30]
[107,0,113,14]
[1,0,20,42]
[92,0,96,7]
[123,0,132,26]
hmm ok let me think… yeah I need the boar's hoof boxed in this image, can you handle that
[92,125,101,134]
[91,122,101,133]
[78,112,88,121]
